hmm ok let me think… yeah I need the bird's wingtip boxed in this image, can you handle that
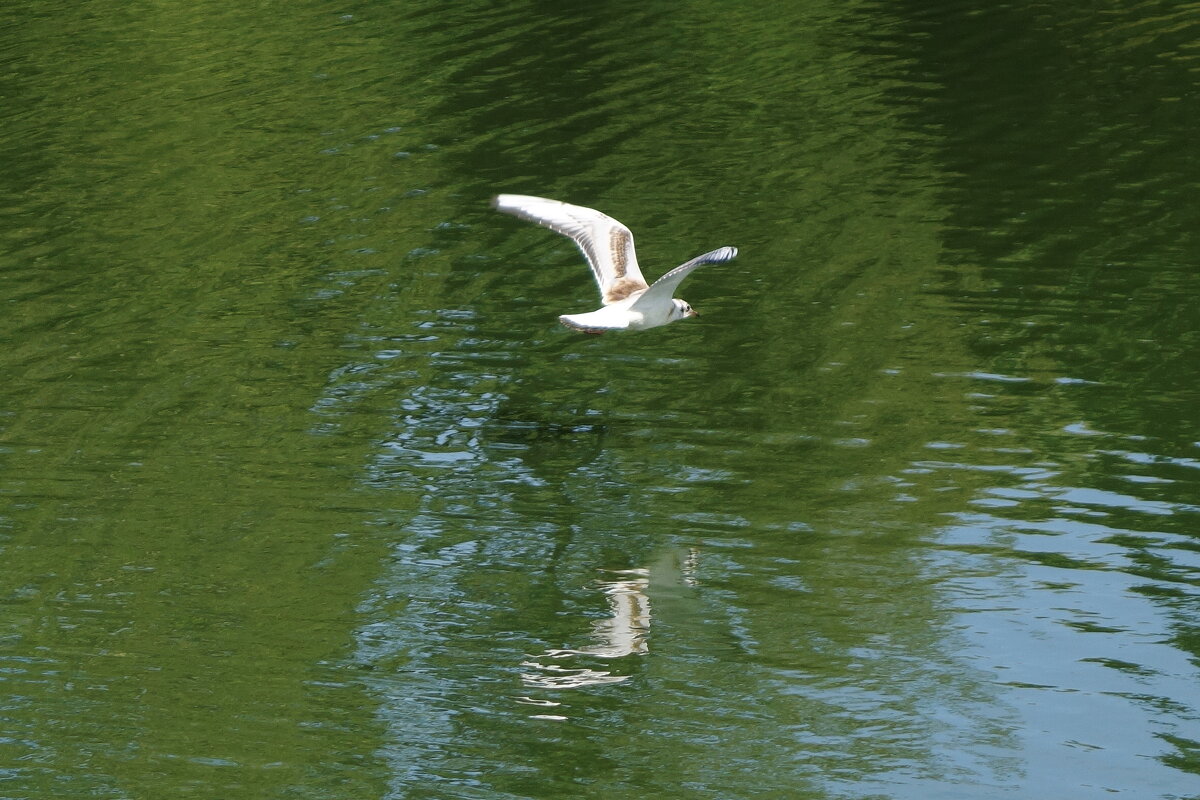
[699,246,738,264]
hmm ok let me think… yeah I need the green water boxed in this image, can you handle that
[2,1,1199,798]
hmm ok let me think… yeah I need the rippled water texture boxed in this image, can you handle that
[2,0,1199,798]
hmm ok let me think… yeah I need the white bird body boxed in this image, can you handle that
[492,194,737,333]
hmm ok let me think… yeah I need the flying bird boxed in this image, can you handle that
[492,194,737,333]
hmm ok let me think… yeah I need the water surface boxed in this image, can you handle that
[2,0,1199,798]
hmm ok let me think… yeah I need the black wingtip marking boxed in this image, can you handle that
[693,246,738,266]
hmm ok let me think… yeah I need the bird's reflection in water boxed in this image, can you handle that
[520,569,651,696]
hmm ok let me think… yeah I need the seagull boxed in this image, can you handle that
[492,194,738,333]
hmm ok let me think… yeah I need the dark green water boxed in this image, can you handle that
[2,0,1199,798]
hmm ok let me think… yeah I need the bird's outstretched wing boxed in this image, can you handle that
[492,194,650,304]
[630,246,738,311]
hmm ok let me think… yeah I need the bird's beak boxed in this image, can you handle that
[687,308,700,318]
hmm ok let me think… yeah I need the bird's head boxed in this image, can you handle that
[671,299,699,320]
